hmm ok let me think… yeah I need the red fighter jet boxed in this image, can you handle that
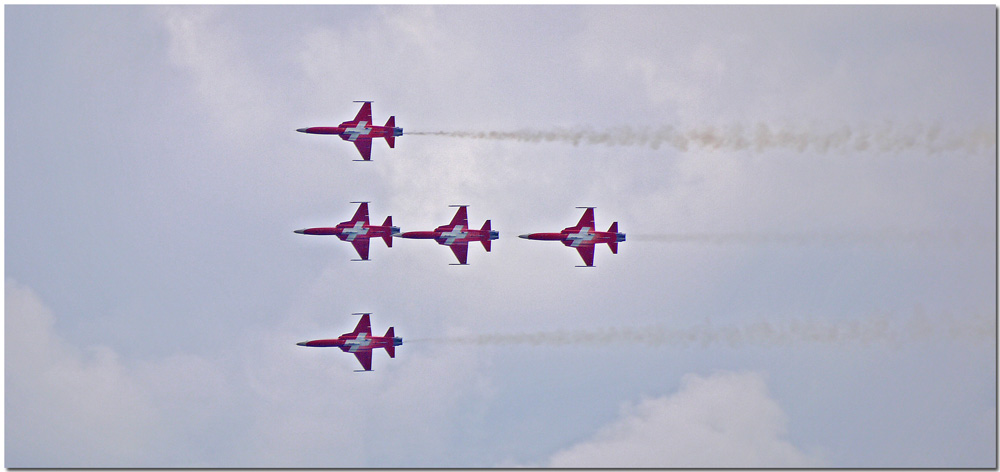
[293,202,399,261]
[297,313,402,372]
[518,207,626,267]
[296,101,403,161]
[399,205,499,265]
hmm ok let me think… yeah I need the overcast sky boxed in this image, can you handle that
[5,5,996,468]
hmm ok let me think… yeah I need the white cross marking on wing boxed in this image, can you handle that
[345,333,372,352]
[441,225,466,245]
[344,121,370,141]
[567,227,595,247]
[343,221,369,241]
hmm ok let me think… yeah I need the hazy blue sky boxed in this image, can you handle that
[6,5,996,467]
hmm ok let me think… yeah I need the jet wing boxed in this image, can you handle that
[350,238,371,260]
[353,350,373,371]
[353,139,373,161]
[352,102,373,124]
[448,206,469,227]
[573,208,596,230]
[575,245,595,267]
[351,314,373,336]
[349,202,370,224]
[448,243,469,265]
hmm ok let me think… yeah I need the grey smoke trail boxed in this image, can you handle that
[409,123,995,154]
[412,311,994,349]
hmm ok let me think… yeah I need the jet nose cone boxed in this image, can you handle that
[296,341,309,346]
[296,128,308,133]
[518,234,531,239]
[294,229,306,234]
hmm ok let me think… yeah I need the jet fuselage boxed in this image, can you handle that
[297,334,403,351]
[296,124,404,140]
[400,225,500,245]
[519,228,626,247]
[295,221,400,242]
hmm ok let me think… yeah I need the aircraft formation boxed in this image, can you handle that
[294,102,627,371]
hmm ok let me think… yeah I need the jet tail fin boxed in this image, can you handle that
[384,327,396,358]
[382,216,393,247]
[608,222,619,254]
[385,116,396,148]
[481,220,492,251]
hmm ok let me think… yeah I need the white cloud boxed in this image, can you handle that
[159,7,261,126]
[547,371,826,468]
[5,279,161,467]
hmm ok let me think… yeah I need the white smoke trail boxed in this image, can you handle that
[411,310,995,349]
[409,122,995,154]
